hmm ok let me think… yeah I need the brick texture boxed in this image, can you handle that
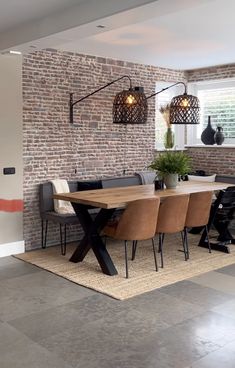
[186,63,235,176]
[23,49,186,250]
[187,147,235,175]
[187,63,235,82]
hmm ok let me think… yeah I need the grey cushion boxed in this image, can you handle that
[102,175,141,189]
[77,180,102,191]
[215,175,235,184]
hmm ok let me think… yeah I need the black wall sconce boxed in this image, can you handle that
[69,80,199,125]
[147,81,199,124]
[70,75,148,125]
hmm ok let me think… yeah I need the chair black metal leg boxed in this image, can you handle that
[63,224,67,255]
[131,240,138,261]
[59,224,67,256]
[41,220,45,248]
[181,230,188,261]
[184,228,189,259]
[42,220,48,249]
[159,233,164,268]
[205,225,211,253]
[124,240,129,279]
[158,233,165,253]
[152,238,158,272]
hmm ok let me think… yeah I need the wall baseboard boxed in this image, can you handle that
[0,240,25,257]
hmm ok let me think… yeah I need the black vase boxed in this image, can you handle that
[201,116,216,145]
[214,126,225,145]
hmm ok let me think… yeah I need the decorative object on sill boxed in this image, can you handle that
[148,151,191,189]
[69,75,148,125]
[159,104,175,149]
[201,116,216,145]
[164,127,175,149]
[214,126,225,145]
[147,82,200,125]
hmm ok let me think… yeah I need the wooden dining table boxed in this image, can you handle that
[54,181,231,276]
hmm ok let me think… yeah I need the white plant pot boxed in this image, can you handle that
[164,173,178,189]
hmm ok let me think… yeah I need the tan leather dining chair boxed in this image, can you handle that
[103,198,160,278]
[156,195,190,268]
[184,191,213,259]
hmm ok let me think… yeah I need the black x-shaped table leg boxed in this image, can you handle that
[69,203,118,276]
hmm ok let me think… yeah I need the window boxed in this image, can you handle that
[188,79,235,144]
[155,82,185,149]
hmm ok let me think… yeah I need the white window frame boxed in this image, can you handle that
[187,78,235,145]
[155,81,185,150]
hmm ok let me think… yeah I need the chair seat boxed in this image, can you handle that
[44,211,79,225]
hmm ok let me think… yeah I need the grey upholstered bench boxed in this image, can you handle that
[39,175,142,255]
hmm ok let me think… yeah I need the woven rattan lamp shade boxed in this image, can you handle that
[113,87,148,124]
[170,93,200,125]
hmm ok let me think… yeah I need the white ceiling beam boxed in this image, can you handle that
[0,0,159,51]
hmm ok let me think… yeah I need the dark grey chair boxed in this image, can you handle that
[39,181,79,255]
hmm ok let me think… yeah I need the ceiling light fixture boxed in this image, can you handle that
[9,50,22,55]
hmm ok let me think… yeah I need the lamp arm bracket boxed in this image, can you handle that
[146,81,187,100]
[71,75,132,108]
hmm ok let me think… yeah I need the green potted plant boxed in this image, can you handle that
[149,151,191,189]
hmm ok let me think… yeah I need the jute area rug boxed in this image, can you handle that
[15,234,235,300]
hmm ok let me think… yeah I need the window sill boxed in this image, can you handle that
[155,148,187,152]
[185,144,235,149]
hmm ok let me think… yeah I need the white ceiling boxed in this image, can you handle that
[1,0,235,70]
[0,0,81,32]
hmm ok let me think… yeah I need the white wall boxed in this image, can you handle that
[0,54,23,255]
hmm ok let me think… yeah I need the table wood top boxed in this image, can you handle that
[53,181,232,209]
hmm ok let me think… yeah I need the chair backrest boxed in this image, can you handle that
[39,181,78,216]
[115,197,160,241]
[156,195,189,234]
[185,191,213,228]
[215,186,235,220]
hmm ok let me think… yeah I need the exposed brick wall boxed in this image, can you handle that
[186,63,235,176]
[187,63,235,82]
[187,147,235,175]
[23,49,186,250]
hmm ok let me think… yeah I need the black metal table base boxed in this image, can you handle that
[69,203,118,276]
[198,239,232,253]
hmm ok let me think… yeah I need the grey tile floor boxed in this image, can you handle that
[1,256,235,367]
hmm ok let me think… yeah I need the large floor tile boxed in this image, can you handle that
[212,299,235,320]
[0,259,40,281]
[125,288,205,326]
[2,257,235,368]
[11,291,170,346]
[39,313,169,368]
[0,269,95,321]
[0,256,21,266]
[9,293,128,342]
[0,321,73,368]
[159,280,234,308]
[190,271,235,295]
[153,311,235,349]
[216,263,235,277]
[123,311,235,368]
[190,340,235,368]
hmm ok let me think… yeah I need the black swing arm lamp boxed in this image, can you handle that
[69,75,148,125]
[146,81,200,125]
